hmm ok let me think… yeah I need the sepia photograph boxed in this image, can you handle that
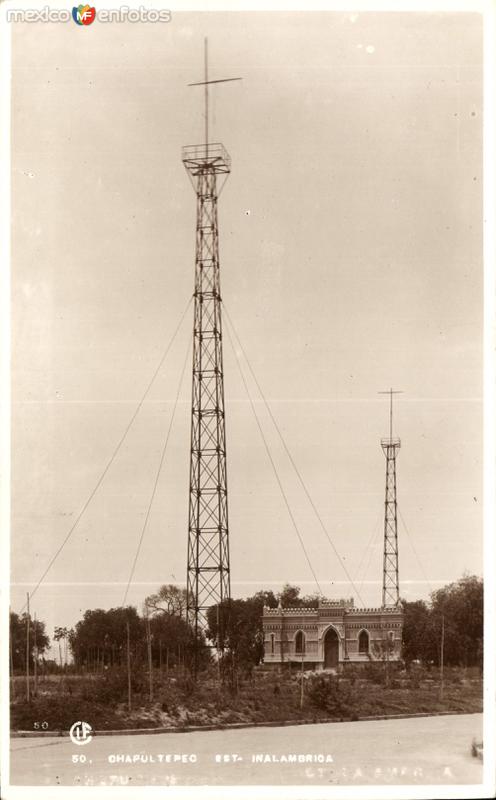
[1,1,494,798]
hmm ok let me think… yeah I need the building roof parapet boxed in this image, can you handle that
[263,606,318,615]
[263,604,403,616]
[348,605,403,614]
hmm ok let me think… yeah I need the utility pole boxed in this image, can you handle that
[34,612,38,696]
[378,389,403,607]
[26,592,30,702]
[385,628,390,688]
[9,608,15,699]
[440,612,445,701]
[216,603,221,683]
[183,39,242,676]
[145,606,153,702]
[126,620,132,712]
[300,652,304,710]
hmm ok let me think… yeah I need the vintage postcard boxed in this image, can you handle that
[1,1,494,798]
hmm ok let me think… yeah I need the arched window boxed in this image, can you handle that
[270,633,275,654]
[388,631,395,643]
[295,630,306,654]
[358,629,369,654]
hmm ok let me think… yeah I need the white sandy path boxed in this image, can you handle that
[10,712,483,787]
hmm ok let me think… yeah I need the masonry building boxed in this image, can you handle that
[262,597,403,669]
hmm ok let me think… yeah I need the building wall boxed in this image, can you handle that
[262,602,404,667]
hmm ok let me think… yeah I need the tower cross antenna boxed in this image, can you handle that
[378,388,403,442]
[188,37,242,158]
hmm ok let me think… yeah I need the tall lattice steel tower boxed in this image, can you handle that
[182,41,241,661]
[379,388,403,608]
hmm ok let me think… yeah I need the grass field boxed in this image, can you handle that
[10,664,483,733]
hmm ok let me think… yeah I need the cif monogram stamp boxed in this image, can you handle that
[69,721,93,746]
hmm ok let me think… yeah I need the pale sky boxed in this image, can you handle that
[10,11,483,646]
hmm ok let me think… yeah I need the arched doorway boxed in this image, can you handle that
[324,627,339,669]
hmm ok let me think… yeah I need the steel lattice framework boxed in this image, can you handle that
[182,142,232,652]
[381,437,401,607]
[379,388,402,607]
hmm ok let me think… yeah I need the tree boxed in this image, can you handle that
[277,584,319,609]
[250,589,278,609]
[143,584,209,671]
[430,574,483,668]
[278,584,302,608]
[401,599,437,665]
[371,629,398,687]
[68,591,208,674]
[207,591,279,674]
[207,586,319,676]
[300,592,320,609]
[144,585,187,618]
[207,597,264,687]
[53,627,70,666]
[10,612,50,671]
[70,606,144,670]
[148,611,198,669]
[401,575,483,668]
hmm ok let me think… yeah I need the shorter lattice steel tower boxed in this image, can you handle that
[379,388,403,608]
[182,40,241,662]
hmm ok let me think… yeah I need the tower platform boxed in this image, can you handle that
[381,437,401,449]
[182,143,231,176]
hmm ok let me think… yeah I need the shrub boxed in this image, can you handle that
[363,662,385,685]
[177,675,196,697]
[410,663,428,682]
[343,665,359,686]
[307,675,356,716]
[446,669,462,685]
[91,669,144,704]
[10,695,123,732]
